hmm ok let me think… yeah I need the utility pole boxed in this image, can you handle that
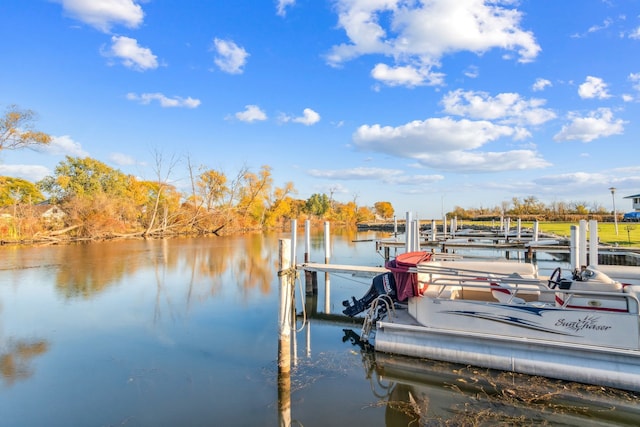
[609,187,618,236]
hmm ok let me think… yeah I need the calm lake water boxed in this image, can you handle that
[1,228,639,426]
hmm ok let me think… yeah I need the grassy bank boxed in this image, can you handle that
[465,220,639,246]
[533,221,639,246]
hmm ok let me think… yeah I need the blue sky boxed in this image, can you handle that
[1,0,640,218]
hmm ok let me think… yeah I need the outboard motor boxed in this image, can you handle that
[342,272,397,317]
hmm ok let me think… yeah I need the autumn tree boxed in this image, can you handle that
[38,156,131,201]
[198,169,228,211]
[0,105,51,151]
[236,165,273,228]
[37,156,137,237]
[357,205,375,222]
[374,201,394,219]
[137,180,182,234]
[305,193,330,217]
[144,150,179,236]
[264,181,297,227]
[334,201,357,223]
[0,177,45,206]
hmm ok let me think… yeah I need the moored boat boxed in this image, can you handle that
[342,251,640,392]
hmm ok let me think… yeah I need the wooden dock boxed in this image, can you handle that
[298,262,386,277]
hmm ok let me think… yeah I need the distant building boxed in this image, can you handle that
[623,193,640,221]
[0,202,67,225]
[39,205,66,224]
[624,193,640,212]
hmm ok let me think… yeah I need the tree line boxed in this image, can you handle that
[448,195,616,222]
[0,154,394,242]
[0,105,619,243]
[0,105,400,242]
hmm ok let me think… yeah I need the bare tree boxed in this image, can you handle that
[0,105,51,151]
[144,149,178,236]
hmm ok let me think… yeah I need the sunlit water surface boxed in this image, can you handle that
[1,229,638,426]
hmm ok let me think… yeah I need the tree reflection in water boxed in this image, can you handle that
[341,330,640,426]
[0,339,49,386]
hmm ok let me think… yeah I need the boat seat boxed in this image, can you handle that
[623,284,640,314]
[490,281,526,304]
[417,275,461,299]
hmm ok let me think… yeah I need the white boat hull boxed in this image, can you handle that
[375,300,640,392]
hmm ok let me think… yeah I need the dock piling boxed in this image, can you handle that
[277,238,293,427]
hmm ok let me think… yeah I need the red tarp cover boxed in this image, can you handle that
[386,251,432,301]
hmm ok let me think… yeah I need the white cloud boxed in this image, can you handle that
[588,18,613,34]
[327,0,540,87]
[280,108,321,125]
[0,164,50,182]
[535,171,609,187]
[532,78,552,91]
[441,89,556,126]
[412,149,550,172]
[37,135,89,157]
[385,174,445,185]
[126,92,201,108]
[309,167,404,180]
[276,0,296,17]
[234,105,267,123]
[578,76,611,99]
[371,64,444,87]
[463,65,479,79]
[57,0,144,32]
[352,115,551,172]
[105,36,158,71]
[554,108,625,142]
[109,152,136,166]
[354,117,515,156]
[212,38,249,74]
[308,167,444,185]
[629,72,640,91]
[294,108,321,125]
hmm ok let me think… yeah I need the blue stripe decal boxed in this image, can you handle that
[442,309,578,336]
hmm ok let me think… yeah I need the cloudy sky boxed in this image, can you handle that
[1,0,640,217]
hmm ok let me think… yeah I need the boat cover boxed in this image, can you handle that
[386,251,433,301]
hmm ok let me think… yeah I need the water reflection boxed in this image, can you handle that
[1,229,638,427]
[0,339,49,386]
[4,235,280,302]
[340,328,640,426]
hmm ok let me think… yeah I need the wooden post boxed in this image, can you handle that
[405,212,412,252]
[450,217,455,238]
[570,225,579,271]
[589,219,599,266]
[579,220,588,267]
[305,321,311,358]
[277,239,292,427]
[325,272,331,313]
[290,219,297,267]
[431,219,437,242]
[442,214,447,239]
[504,217,510,240]
[304,219,316,295]
[304,220,311,263]
[324,221,331,264]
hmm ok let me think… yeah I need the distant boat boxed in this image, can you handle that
[341,251,640,392]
